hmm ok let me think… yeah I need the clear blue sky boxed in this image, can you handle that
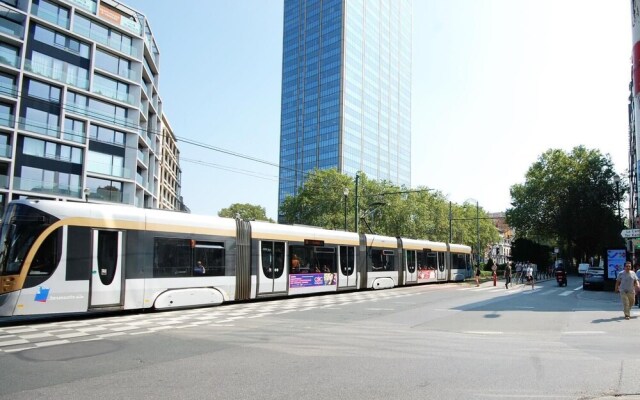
[123,0,631,219]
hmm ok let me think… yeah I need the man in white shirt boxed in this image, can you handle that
[526,263,534,290]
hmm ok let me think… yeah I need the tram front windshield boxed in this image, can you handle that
[0,203,55,276]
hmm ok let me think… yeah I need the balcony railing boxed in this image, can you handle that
[24,58,89,90]
[87,160,131,179]
[0,51,19,68]
[14,176,81,198]
[18,117,59,138]
[0,81,17,98]
[0,174,8,189]
[0,144,11,158]
[73,24,138,58]
[62,128,86,144]
[0,114,14,128]
[31,2,69,29]
[0,14,24,39]
[65,103,137,130]
[65,0,96,13]
[86,188,131,204]
[91,81,135,105]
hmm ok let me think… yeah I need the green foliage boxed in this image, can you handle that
[506,146,625,262]
[218,203,274,222]
[278,169,500,252]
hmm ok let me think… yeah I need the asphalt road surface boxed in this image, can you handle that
[0,278,639,400]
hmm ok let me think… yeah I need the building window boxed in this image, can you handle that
[94,49,131,80]
[85,176,122,202]
[63,118,85,143]
[87,150,124,177]
[93,73,130,103]
[33,24,89,58]
[89,124,124,146]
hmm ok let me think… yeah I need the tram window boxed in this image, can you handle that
[153,238,193,277]
[97,231,118,285]
[25,227,62,286]
[452,253,466,269]
[370,249,395,271]
[316,248,336,273]
[289,245,307,274]
[339,246,355,276]
[425,252,437,270]
[262,241,284,279]
[194,242,225,276]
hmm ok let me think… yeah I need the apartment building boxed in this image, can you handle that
[0,0,183,215]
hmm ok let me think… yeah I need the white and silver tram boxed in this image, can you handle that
[0,200,472,317]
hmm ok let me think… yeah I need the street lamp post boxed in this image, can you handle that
[614,174,621,222]
[476,200,480,266]
[343,187,349,231]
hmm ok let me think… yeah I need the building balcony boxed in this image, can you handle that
[18,117,59,138]
[73,24,138,58]
[86,160,132,179]
[24,59,89,90]
[91,81,136,106]
[14,177,81,198]
[65,0,97,13]
[86,188,131,204]
[0,114,14,128]
[31,2,69,29]
[65,103,137,131]
[0,13,24,39]
[0,50,19,68]
[62,128,86,144]
[0,144,11,158]
[0,81,17,98]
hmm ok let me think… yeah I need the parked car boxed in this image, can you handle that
[583,266,605,290]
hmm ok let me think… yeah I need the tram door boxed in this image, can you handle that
[338,246,357,288]
[405,250,417,283]
[258,241,287,294]
[90,230,123,307]
[437,252,447,281]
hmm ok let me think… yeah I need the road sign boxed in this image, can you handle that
[621,229,640,238]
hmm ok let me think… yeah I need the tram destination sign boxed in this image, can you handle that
[621,229,640,239]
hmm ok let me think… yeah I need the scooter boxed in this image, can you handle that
[555,268,567,287]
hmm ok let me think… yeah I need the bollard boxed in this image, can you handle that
[493,273,497,286]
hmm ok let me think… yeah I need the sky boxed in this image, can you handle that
[122,0,632,220]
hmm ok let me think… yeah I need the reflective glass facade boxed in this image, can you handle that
[278,0,411,211]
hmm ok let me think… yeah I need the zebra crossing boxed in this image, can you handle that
[0,281,586,354]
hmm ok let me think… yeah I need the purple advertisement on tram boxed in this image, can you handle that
[290,273,337,288]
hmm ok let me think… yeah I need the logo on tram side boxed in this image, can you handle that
[34,286,50,302]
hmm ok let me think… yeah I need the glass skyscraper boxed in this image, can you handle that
[278,0,412,212]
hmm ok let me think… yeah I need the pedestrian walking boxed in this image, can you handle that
[515,262,522,284]
[475,265,481,287]
[504,262,512,289]
[526,263,534,290]
[615,261,639,320]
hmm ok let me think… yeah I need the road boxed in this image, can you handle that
[0,278,639,400]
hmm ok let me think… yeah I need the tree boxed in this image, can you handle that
[279,169,500,252]
[506,146,624,263]
[218,203,274,222]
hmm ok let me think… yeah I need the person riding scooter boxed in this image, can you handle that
[555,266,567,287]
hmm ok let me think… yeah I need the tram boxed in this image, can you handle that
[0,199,472,317]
